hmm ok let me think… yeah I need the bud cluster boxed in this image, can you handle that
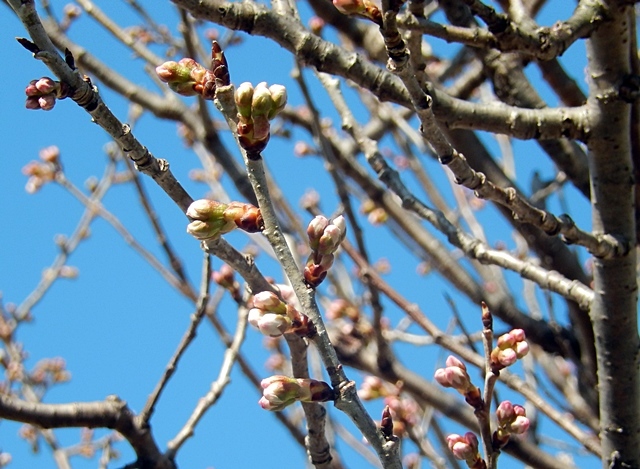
[446,432,485,468]
[494,401,530,448]
[25,77,72,111]
[248,291,310,337]
[155,42,230,100]
[332,0,382,25]
[186,199,263,241]
[490,329,529,371]
[234,81,287,154]
[357,376,390,401]
[434,355,482,409]
[304,215,347,288]
[22,145,61,194]
[259,375,334,411]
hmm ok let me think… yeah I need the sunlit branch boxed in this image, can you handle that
[171,0,589,140]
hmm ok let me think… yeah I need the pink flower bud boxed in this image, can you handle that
[253,291,286,314]
[307,215,329,250]
[25,80,40,96]
[248,308,264,329]
[496,400,515,424]
[317,225,342,255]
[155,61,183,82]
[496,401,530,438]
[259,376,333,411]
[259,375,301,411]
[39,95,56,111]
[333,0,366,14]
[256,313,292,337]
[445,355,467,370]
[515,340,529,358]
[491,329,529,370]
[35,77,57,94]
[511,406,530,434]
[25,96,41,109]
[446,432,479,461]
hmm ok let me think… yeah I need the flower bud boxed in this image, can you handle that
[253,291,286,314]
[307,215,329,250]
[259,375,301,411]
[256,312,292,337]
[333,0,366,14]
[155,61,186,82]
[446,432,480,462]
[491,329,529,370]
[35,77,57,94]
[39,95,56,111]
[235,82,254,118]
[494,401,530,447]
[268,84,287,118]
[251,82,274,117]
[259,375,334,411]
[186,199,235,240]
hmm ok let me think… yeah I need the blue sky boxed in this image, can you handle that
[1,1,599,468]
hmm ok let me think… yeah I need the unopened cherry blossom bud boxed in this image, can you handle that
[434,355,482,408]
[252,82,273,117]
[259,375,334,411]
[318,225,343,255]
[35,77,57,94]
[333,0,365,14]
[446,432,480,462]
[253,291,287,315]
[332,215,347,240]
[25,97,41,110]
[511,406,530,434]
[307,215,329,250]
[494,401,530,447]
[268,84,287,118]
[491,329,529,371]
[235,82,254,118]
[358,376,388,400]
[38,95,56,111]
[256,312,293,337]
[156,59,206,97]
[259,375,301,411]
[332,0,382,24]
[186,199,235,240]
[39,145,60,164]
[434,356,471,391]
[155,61,186,82]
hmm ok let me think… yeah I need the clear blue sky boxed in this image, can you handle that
[1,1,598,468]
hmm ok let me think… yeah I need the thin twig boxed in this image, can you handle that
[139,254,213,424]
[165,294,249,457]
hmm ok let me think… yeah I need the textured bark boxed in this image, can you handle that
[586,3,640,468]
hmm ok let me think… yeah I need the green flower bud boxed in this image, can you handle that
[268,84,287,119]
[235,82,254,118]
[251,82,274,117]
